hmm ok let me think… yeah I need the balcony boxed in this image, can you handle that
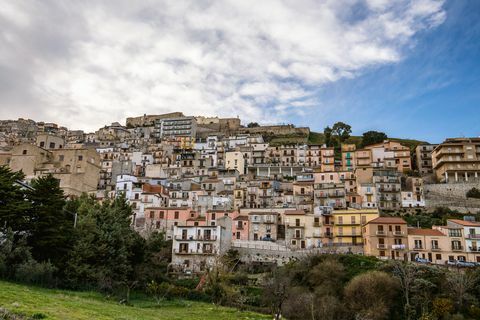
[287,222,305,228]
[324,232,333,238]
[376,230,386,236]
[451,246,463,251]
[174,235,217,241]
[469,247,480,252]
[264,219,276,224]
[173,249,216,255]
[313,222,321,227]
[377,244,387,249]
[431,246,441,251]
[466,234,480,239]
[413,246,423,251]
[391,244,406,250]
[393,231,405,236]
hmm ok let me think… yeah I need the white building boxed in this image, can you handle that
[171,216,232,273]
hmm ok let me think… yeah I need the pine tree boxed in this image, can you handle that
[25,174,72,265]
[0,166,31,233]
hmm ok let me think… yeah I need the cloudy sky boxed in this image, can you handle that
[0,0,478,141]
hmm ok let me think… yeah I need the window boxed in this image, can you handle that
[414,240,422,249]
[174,211,179,219]
[338,216,343,224]
[22,150,27,155]
[431,240,439,249]
[40,142,45,147]
[59,155,64,161]
[159,211,164,219]
[351,216,356,224]
[149,211,154,219]
[49,142,55,149]
[134,193,139,200]
[436,254,442,260]
[78,155,83,161]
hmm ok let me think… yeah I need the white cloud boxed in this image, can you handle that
[0,0,445,131]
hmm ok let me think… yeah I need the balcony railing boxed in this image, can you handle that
[451,246,463,251]
[468,247,480,252]
[391,244,406,250]
[377,244,387,249]
[431,246,441,251]
[393,231,405,236]
[413,246,423,250]
[174,235,217,241]
[173,249,217,255]
[466,234,480,239]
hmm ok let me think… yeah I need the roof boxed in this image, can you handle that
[234,215,249,221]
[284,210,305,215]
[448,219,480,227]
[367,217,407,225]
[408,228,445,236]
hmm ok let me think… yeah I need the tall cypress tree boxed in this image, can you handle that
[0,166,31,234]
[25,174,72,265]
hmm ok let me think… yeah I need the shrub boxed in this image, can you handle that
[14,260,56,287]
[466,187,480,199]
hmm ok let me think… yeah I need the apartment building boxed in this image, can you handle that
[401,176,425,208]
[432,225,468,263]
[415,144,437,175]
[407,228,453,264]
[154,116,197,139]
[447,219,480,263]
[362,217,408,260]
[171,216,232,273]
[431,138,480,183]
[284,210,311,249]
[225,151,246,174]
[365,140,412,173]
[9,143,101,196]
[333,208,380,245]
[314,183,346,209]
[341,144,356,171]
[248,211,280,241]
[373,169,402,210]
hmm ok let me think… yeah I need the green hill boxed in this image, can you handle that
[307,131,428,150]
[0,281,269,320]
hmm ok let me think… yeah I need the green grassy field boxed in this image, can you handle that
[0,281,270,320]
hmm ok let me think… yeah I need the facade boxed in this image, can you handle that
[332,208,380,245]
[154,117,197,139]
[363,217,408,260]
[171,216,232,273]
[447,219,480,263]
[415,144,437,175]
[248,211,279,241]
[431,138,480,183]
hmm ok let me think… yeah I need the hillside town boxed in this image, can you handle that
[1,113,480,273]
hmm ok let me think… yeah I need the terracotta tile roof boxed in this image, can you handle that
[248,211,279,215]
[234,215,249,221]
[408,228,445,236]
[367,217,407,224]
[448,219,480,227]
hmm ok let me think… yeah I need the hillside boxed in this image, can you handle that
[307,131,428,150]
[0,281,269,320]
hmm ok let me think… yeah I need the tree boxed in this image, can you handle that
[466,187,480,199]
[331,122,351,143]
[247,122,260,128]
[323,126,333,147]
[445,270,477,312]
[323,122,351,147]
[344,271,400,320]
[362,131,387,147]
[0,166,31,234]
[308,257,345,296]
[63,195,145,294]
[263,267,290,320]
[25,174,72,265]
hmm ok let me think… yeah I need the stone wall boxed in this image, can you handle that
[425,182,480,213]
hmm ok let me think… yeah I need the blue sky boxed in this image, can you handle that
[295,1,480,143]
[0,0,477,140]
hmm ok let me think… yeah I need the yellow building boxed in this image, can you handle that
[332,208,379,245]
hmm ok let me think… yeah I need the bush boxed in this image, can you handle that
[466,187,480,199]
[14,260,56,287]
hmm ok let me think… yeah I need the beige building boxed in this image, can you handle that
[9,143,101,196]
[333,208,380,245]
[36,133,65,150]
[225,151,246,175]
[431,138,480,183]
[407,228,456,264]
[415,144,437,175]
[362,217,408,260]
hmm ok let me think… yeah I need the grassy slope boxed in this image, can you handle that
[308,131,428,150]
[0,281,269,320]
